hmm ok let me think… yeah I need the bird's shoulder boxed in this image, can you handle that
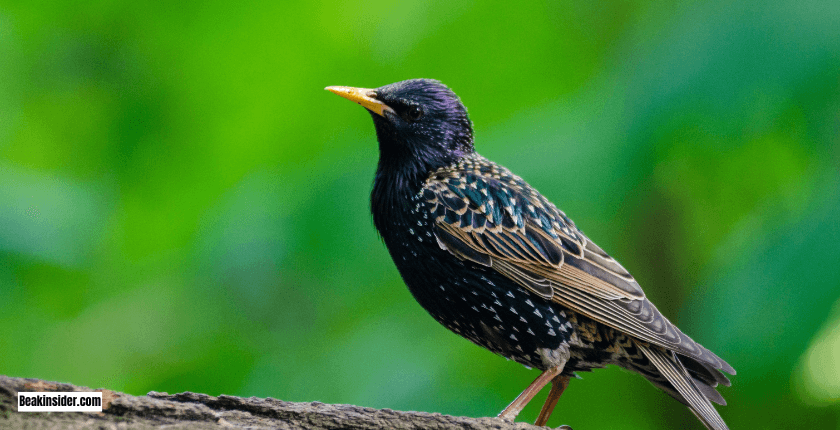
[420,153,583,245]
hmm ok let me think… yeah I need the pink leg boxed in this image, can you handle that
[534,375,570,426]
[498,366,563,422]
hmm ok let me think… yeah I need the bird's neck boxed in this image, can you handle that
[369,116,473,234]
[370,159,426,234]
[371,145,468,234]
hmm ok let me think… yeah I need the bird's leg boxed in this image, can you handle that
[498,366,563,422]
[534,375,571,426]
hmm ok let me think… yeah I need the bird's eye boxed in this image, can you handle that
[406,105,424,121]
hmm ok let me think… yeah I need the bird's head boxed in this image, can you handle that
[327,79,474,181]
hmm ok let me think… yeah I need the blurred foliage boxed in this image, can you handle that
[1,1,839,429]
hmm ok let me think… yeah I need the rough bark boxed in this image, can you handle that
[0,375,571,430]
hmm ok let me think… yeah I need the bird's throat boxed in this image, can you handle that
[370,165,421,235]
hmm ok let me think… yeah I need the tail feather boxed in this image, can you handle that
[680,354,732,388]
[692,376,727,406]
[637,342,729,430]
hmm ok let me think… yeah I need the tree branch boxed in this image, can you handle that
[0,375,568,429]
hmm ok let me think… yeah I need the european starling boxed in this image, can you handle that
[326,79,735,429]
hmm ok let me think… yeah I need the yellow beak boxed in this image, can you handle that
[325,86,394,117]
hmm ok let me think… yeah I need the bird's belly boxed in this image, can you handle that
[395,252,577,370]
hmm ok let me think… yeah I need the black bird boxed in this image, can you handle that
[326,79,735,429]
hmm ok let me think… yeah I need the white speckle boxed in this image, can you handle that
[471,291,478,296]
[553,316,561,323]
[409,228,414,235]
[472,306,479,312]
[516,345,523,352]
[418,237,423,242]
[507,291,515,298]
[526,299,534,307]
[461,296,467,301]
[510,334,518,341]
[494,300,502,307]
[534,309,542,317]
[439,285,445,291]
[494,315,502,322]
[520,317,527,323]
[510,307,518,315]
[490,291,497,298]
[560,311,566,318]
[481,303,487,309]
[545,321,552,327]
[426,231,432,237]
[417,220,422,226]
[527,328,535,335]
[513,327,519,332]
[548,329,556,336]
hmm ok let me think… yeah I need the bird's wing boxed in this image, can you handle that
[423,157,734,375]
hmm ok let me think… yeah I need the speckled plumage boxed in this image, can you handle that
[327,79,735,430]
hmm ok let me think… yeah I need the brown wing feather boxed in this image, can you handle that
[425,157,735,375]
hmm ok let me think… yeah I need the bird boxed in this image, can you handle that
[325,79,735,429]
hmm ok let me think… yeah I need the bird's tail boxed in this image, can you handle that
[636,342,730,430]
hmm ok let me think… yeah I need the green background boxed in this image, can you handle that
[2,1,839,428]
